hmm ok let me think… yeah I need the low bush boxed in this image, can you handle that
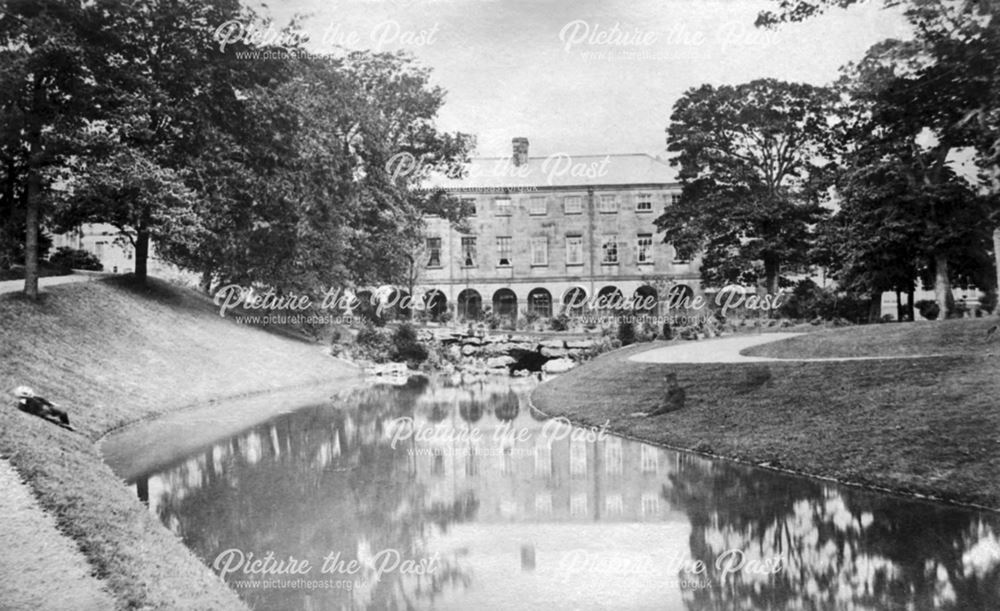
[48,246,103,271]
[916,300,940,320]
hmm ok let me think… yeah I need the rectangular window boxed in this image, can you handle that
[530,237,548,266]
[564,195,582,214]
[670,193,682,206]
[426,237,441,267]
[641,493,660,516]
[495,197,512,216]
[462,197,477,215]
[605,438,623,475]
[636,193,653,212]
[529,196,546,216]
[570,493,588,517]
[94,241,106,258]
[534,443,552,477]
[497,236,512,267]
[601,235,619,265]
[599,194,618,213]
[566,235,583,265]
[570,440,587,477]
[640,444,658,473]
[637,234,654,265]
[461,236,477,267]
[605,494,624,516]
[671,245,690,265]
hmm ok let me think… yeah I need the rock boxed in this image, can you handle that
[461,344,480,356]
[486,356,516,369]
[540,339,565,349]
[565,339,596,349]
[482,342,513,356]
[365,361,409,376]
[540,346,569,358]
[462,336,484,346]
[484,334,509,344]
[508,335,532,343]
[447,345,463,361]
[542,358,576,374]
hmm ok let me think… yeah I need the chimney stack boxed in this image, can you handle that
[512,137,529,167]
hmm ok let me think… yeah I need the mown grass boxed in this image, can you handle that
[532,323,1000,509]
[0,277,360,610]
[745,317,1000,358]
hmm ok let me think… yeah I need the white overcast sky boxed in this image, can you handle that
[255,0,909,157]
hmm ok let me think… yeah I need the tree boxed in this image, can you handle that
[658,79,834,295]
[0,1,105,298]
[168,50,473,297]
[759,0,1000,315]
[828,36,999,316]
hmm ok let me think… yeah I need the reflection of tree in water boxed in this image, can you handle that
[149,382,477,610]
[492,390,519,422]
[666,455,1000,610]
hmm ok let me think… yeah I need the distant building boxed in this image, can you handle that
[417,138,700,321]
[51,223,176,277]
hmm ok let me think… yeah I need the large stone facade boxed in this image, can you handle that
[415,138,701,321]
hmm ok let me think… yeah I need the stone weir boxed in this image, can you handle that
[365,330,611,377]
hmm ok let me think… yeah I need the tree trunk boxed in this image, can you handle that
[763,255,780,296]
[22,81,44,300]
[934,253,951,319]
[868,293,882,323]
[895,290,903,322]
[134,229,149,284]
[23,172,39,299]
[907,289,915,322]
[994,228,1000,317]
[200,269,214,295]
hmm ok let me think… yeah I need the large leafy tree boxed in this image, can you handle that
[169,50,473,296]
[658,79,834,294]
[57,0,266,284]
[0,0,107,298]
[760,0,1000,313]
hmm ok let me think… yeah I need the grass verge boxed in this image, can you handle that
[0,277,360,610]
[532,319,1000,509]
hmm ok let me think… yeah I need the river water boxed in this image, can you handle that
[109,375,1000,610]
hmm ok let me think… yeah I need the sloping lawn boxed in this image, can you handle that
[532,322,1000,509]
[0,277,360,610]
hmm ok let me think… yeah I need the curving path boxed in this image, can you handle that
[0,272,109,295]
[629,332,945,364]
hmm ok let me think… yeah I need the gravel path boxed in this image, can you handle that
[629,332,944,363]
[0,273,104,295]
[0,459,116,611]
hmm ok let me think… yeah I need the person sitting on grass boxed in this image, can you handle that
[11,386,73,430]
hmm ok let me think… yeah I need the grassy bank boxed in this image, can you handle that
[532,319,1000,509]
[0,277,360,610]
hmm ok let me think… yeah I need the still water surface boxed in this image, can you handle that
[118,376,1000,610]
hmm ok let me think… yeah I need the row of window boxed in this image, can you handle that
[466,193,680,216]
[426,234,681,267]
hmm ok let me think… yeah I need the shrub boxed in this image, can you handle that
[49,246,103,271]
[549,313,570,332]
[392,323,429,367]
[354,324,394,363]
[980,289,997,314]
[915,300,940,320]
[617,320,636,346]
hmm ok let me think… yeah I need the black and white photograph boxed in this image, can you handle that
[2,0,1000,608]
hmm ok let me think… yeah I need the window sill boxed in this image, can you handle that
[635,208,653,213]
[566,262,584,267]
[530,264,549,268]
[600,261,620,266]
[426,265,443,270]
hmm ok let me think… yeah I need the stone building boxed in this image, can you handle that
[416,138,700,322]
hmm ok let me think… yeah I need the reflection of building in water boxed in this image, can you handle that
[394,379,686,523]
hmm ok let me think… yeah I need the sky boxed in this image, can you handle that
[253,0,910,158]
